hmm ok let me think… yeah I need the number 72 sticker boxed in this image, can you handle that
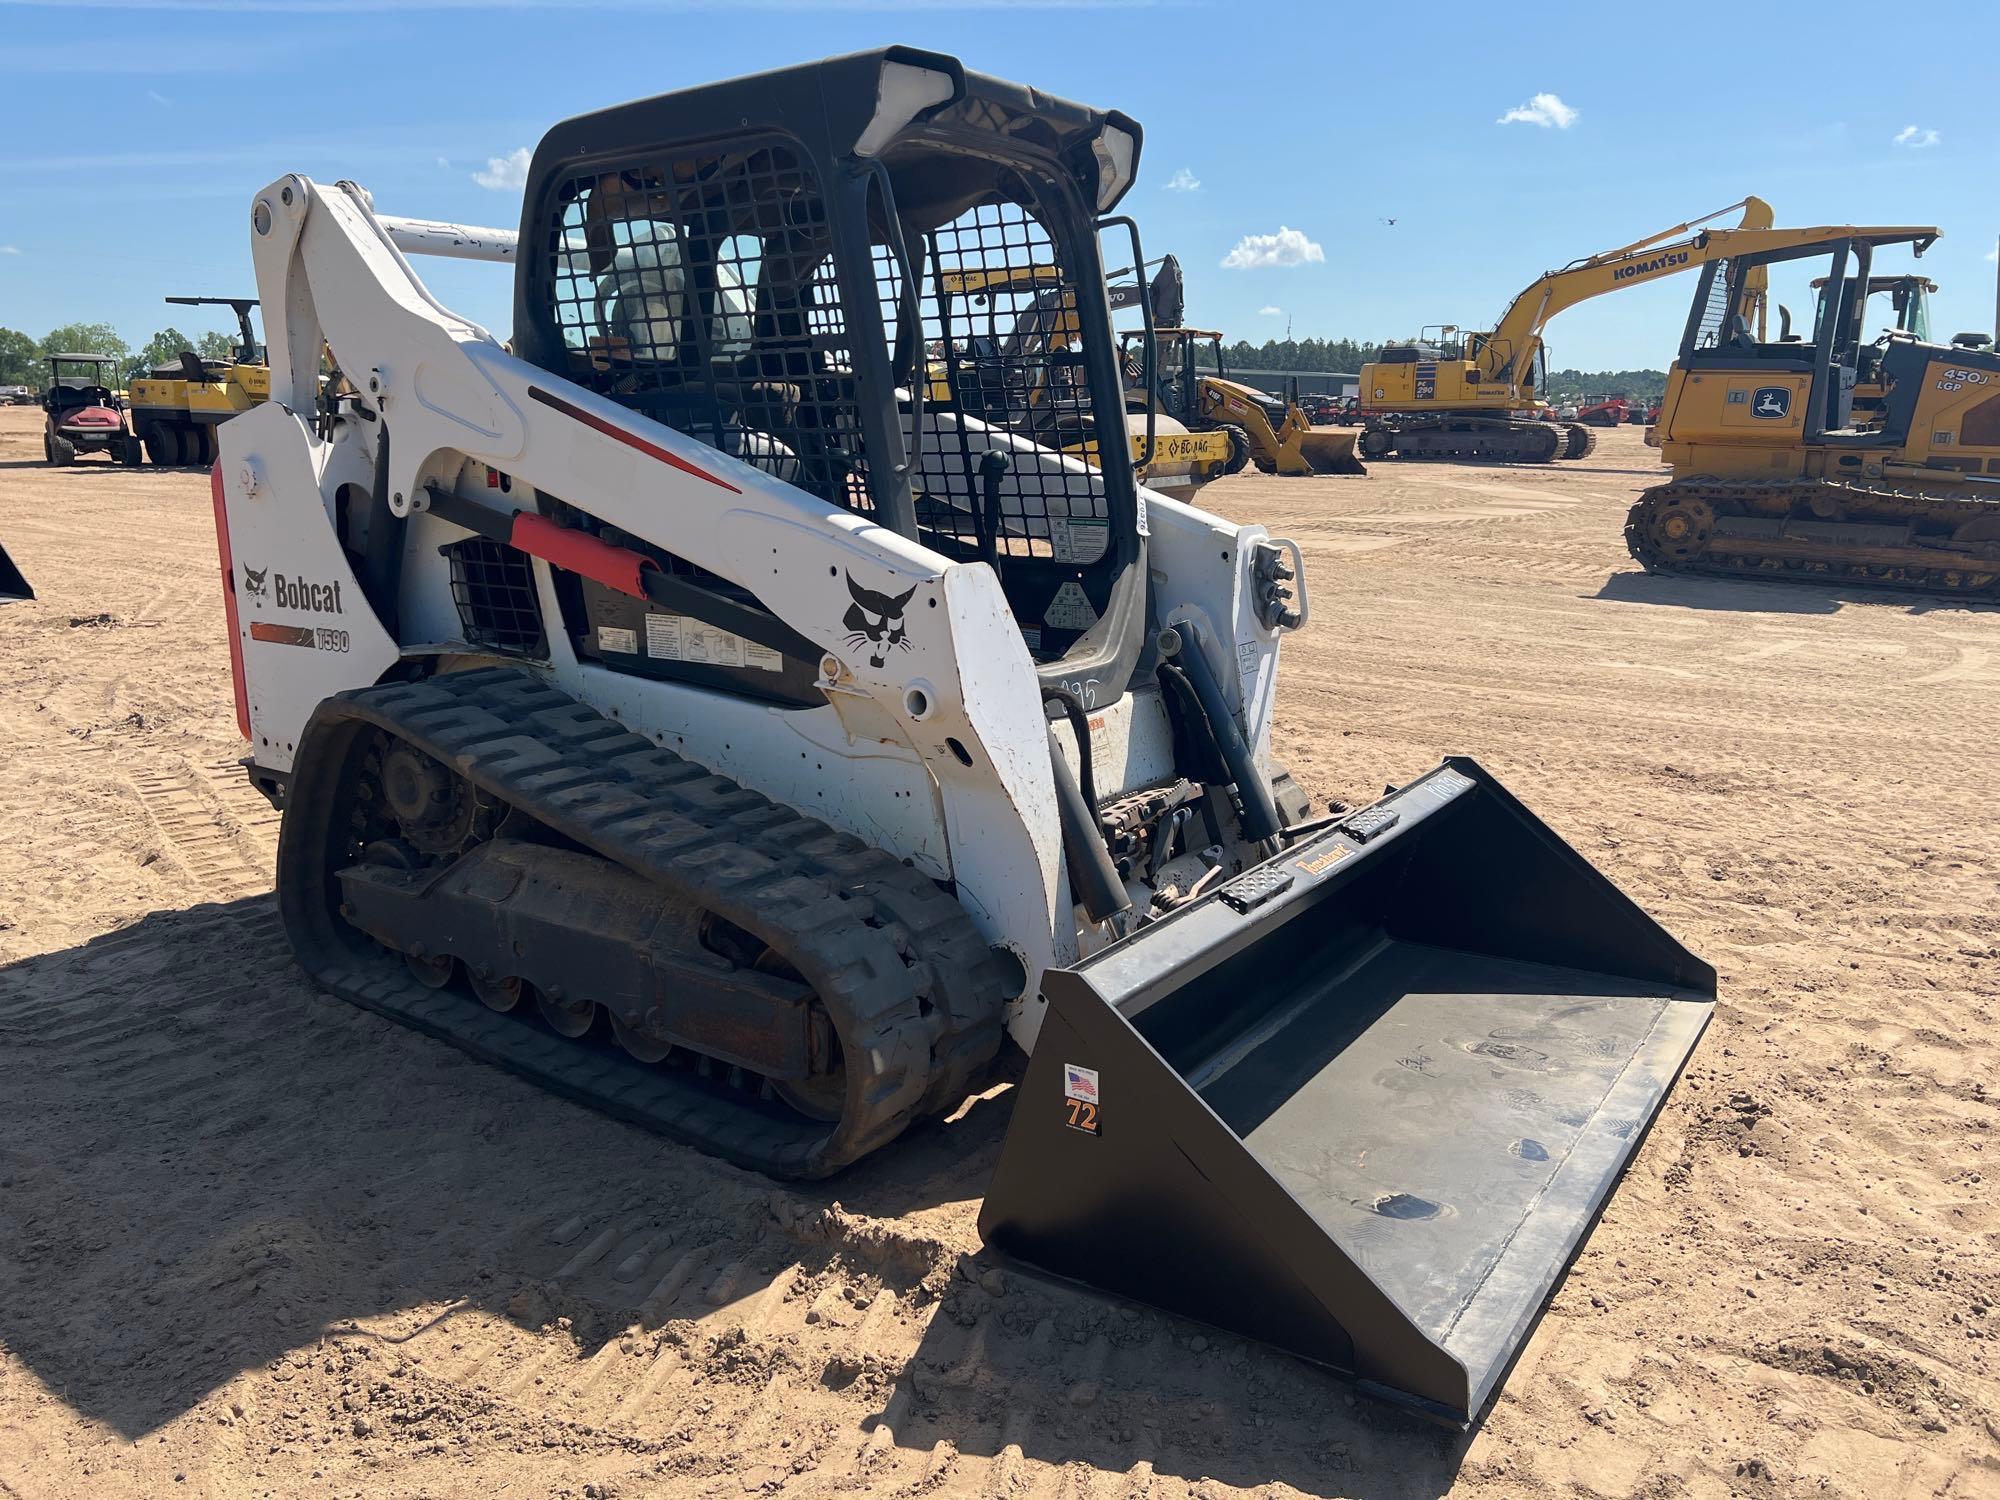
[1063,1064,1100,1135]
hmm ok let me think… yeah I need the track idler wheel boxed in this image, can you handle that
[1647,493,1714,561]
[1358,425,1395,460]
[1626,486,1718,573]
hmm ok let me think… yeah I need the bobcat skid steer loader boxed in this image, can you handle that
[215,48,1713,1427]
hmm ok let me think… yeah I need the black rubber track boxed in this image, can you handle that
[1624,477,2000,601]
[277,667,1013,1178]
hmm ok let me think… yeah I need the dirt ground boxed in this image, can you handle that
[1,405,1995,1500]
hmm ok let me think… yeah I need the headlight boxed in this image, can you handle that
[1091,124,1137,211]
[855,60,959,158]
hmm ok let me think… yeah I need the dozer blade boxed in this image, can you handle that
[980,758,1713,1426]
[1298,428,1367,476]
[0,542,31,603]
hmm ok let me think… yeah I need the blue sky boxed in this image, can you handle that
[3,0,1995,370]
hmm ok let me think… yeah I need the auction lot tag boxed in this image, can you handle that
[1063,1063,1100,1135]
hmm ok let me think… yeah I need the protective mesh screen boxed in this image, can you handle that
[542,142,875,515]
[538,147,1117,578]
[445,537,546,656]
[914,199,1112,566]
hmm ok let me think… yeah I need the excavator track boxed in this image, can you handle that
[1362,415,1565,464]
[276,667,1013,1178]
[1561,423,1597,461]
[1624,476,2000,598]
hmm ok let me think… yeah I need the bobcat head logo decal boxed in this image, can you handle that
[843,572,917,669]
[241,565,268,601]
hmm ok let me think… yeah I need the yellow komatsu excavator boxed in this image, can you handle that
[1626,223,2000,597]
[126,296,272,467]
[1359,197,1775,463]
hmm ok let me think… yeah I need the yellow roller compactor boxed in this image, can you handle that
[1359,197,1775,463]
[1628,224,2000,597]
[127,296,271,466]
[216,48,1712,1426]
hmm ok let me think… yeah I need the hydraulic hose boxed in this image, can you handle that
[1047,724,1128,923]
[1167,621,1280,843]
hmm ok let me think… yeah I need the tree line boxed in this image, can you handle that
[1190,337,1669,401]
[0,323,241,390]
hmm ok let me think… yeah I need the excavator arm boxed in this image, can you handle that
[1478,197,1776,387]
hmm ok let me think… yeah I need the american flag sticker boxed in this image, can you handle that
[1063,1064,1099,1105]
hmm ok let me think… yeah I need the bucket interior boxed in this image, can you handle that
[984,761,1713,1423]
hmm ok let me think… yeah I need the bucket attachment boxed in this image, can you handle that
[980,759,1714,1426]
[0,541,31,603]
[1297,426,1367,476]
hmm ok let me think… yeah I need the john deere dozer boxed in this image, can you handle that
[216,48,1712,1426]
[1627,224,2000,597]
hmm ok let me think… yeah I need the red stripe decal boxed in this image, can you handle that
[250,621,318,648]
[528,386,741,493]
[509,511,653,601]
[211,463,251,738]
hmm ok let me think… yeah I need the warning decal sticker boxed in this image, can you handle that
[1043,581,1100,632]
[645,612,782,672]
[1062,1063,1100,1135]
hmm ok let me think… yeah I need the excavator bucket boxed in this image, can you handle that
[1297,427,1367,476]
[980,759,1713,1426]
[0,541,31,603]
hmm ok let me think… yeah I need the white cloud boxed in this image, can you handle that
[1162,167,1200,193]
[1892,125,1939,148]
[1986,242,1998,264]
[472,146,531,191]
[146,88,172,105]
[1258,305,1283,316]
[1497,92,1578,129]
[436,156,451,169]
[0,245,19,255]
[1220,226,1324,270]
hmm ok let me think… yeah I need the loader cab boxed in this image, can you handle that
[513,47,1149,702]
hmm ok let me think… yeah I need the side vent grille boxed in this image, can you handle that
[445,537,546,656]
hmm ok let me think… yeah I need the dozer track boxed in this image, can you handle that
[1561,423,1597,461]
[277,667,1012,1178]
[1625,476,2000,599]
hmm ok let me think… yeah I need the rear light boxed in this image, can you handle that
[211,463,251,740]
